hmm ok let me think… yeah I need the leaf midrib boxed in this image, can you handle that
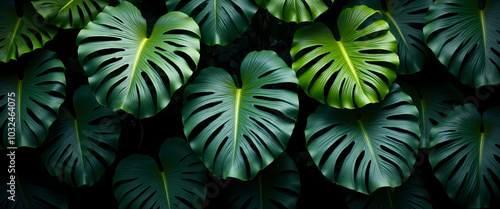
[8,18,22,53]
[385,12,409,49]
[357,120,379,170]
[121,37,148,109]
[480,10,487,63]
[161,172,171,209]
[337,41,364,95]
[59,0,75,14]
[232,88,242,163]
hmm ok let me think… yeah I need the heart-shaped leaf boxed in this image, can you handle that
[178,0,258,46]
[346,169,432,209]
[32,0,109,29]
[77,1,201,119]
[182,50,299,180]
[351,0,433,74]
[0,0,57,63]
[291,5,399,109]
[41,85,121,187]
[429,103,500,208]
[424,0,500,87]
[255,0,332,23]
[0,50,65,149]
[113,137,207,209]
[226,153,300,209]
[306,84,420,194]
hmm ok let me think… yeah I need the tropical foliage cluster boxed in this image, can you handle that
[1,0,500,208]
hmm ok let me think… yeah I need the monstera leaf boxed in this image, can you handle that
[346,169,432,209]
[291,5,399,109]
[429,104,500,208]
[114,137,207,209]
[177,0,258,46]
[41,85,121,187]
[424,0,500,88]
[0,154,69,209]
[351,0,432,74]
[255,0,332,23]
[0,50,65,149]
[226,154,300,209]
[77,1,200,119]
[32,0,109,29]
[182,50,299,180]
[399,79,463,148]
[306,84,420,194]
[0,0,57,63]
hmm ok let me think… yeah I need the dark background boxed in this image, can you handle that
[3,0,500,208]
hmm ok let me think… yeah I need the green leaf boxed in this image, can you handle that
[255,0,332,23]
[226,154,300,209]
[306,84,420,194]
[182,50,299,180]
[291,5,399,109]
[41,85,121,187]
[424,0,500,88]
[32,0,109,29]
[113,137,207,209]
[0,161,69,209]
[77,1,201,119]
[0,0,57,63]
[399,79,463,148]
[0,50,65,149]
[351,0,432,74]
[346,169,432,209]
[178,0,258,46]
[429,104,500,208]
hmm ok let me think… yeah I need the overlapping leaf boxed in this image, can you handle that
[424,0,500,87]
[255,0,332,23]
[183,50,299,180]
[226,154,300,209]
[0,0,57,63]
[114,137,207,209]
[41,85,121,187]
[177,0,258,46]
[429,104,500,208]
[0,50,65,149]
[306,84,420,194]
[291,5,399,109]
[77,1,200,119]
[352,0,432,74]
[32,0,109,29]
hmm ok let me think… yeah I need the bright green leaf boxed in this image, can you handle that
[183,50,299,180]
[291,5,399,109]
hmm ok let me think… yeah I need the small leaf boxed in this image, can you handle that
[255,0,332,23]
[41,85,121,187]
[0,0,57,63]
[226,154,300,209]
[113,137,207,209]
[32,0,109,29]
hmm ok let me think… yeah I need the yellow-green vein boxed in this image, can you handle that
[232,88,242,163]
[121,38,148,109]
[59,0,75,14]
[8,18,22,54]
[161,172,171,209]
[337,41,365,95]
[74,119,85,174]
[386,12,408,49]
[480,10,487,63]
[479,132,485,176]
[357,120,379,168]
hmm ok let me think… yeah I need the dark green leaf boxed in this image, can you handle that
[255,0,332,23]
[32,0,109,29]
